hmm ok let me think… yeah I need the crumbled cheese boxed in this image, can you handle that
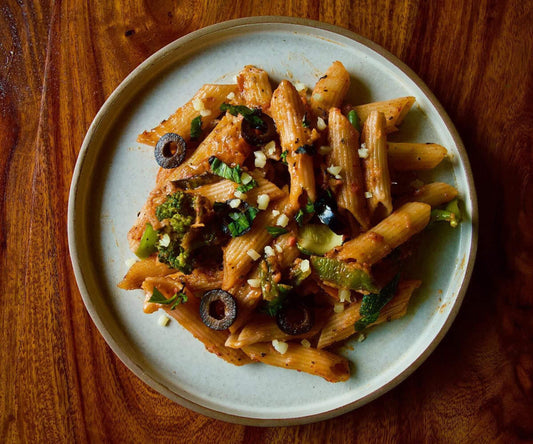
[365,191,373,199]
[317,117,327,131]
[199,109,212,117]
[272,339,288,354]
[247,249,261,261]
[300,259,310,273]
[234,190,246,200]
[327,165,342,177]
[257,194,270,210]
[159,233,171,247]
[300,339,311,348]
[276,214,289,227]
[319,145,332,155]
[125,257,138,268]
[247,278,261,288]
[229,198,241,208]
[334,303,345,313]
[264,246,275,257]
[241,172,253,185]
[294,82,307,92]
[272,209,280,217]
[358,148,369,159]
[265,141,276,156]
[360,142,367,150]
[226,91,235,100]
[254,150,267,168]
[338,288,351,303]
[274,244,283,253]
[158,315,170,327]
[192,97,204,112]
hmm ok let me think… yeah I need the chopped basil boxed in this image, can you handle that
[266,226,288,237]
[295,144,316,155]
[295,209,304,226]
[280,151,288,164]
[220,103,265,129]
[190,115,202,139]
[149,287,188,310]
[354,274,400,331]
[226,206,259,237]
[209,156,257,191]
[347,110,360,131]
[305,200,315,214]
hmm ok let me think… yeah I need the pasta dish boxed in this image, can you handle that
[118,62,461,382]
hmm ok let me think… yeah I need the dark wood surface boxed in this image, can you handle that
[1,1,532,442]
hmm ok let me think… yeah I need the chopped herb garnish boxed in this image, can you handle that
[347,110,360,132]
[149,287,188,310]
[266,226,289,237]
[305,199,315,214]
[295,144,316,155]
[295,209,304,226]
[430,199,462,228]
[226,206,259,237]
[190,115,202,139]
[220,103,265,129]
[354,274,400,331]
[302,112,310,128]
[280,150,288,164]
[209,156,257,192]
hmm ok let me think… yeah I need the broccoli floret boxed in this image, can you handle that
[155,191,197,273]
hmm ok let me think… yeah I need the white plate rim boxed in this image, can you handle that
[68,16,478,426]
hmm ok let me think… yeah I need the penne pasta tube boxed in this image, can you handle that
[242,342,350,382]
[387,142,448,171]
[332,202,431,264]
[270,80,317,208]
[310,61,350,119]
[347,96,415,133]
[327,107,370,230]
[363,111,393,221]
[237,65,273,109]
[317,280,421,349]
[405,182,458,207]
[118,256,174,290]
[137,83,239,146]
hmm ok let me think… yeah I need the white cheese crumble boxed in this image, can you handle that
[300,339,311,348]
[327,165,342,177]
[192,97,204,112]
[338,288,351,303]
[247,249,261,261]
[294,82,307,92]
[257,194,270,210]
[272,339,288,354]
[229,198,241,208]
[358,148,369,159]
[234,190,246,199]
[226,91,235,100]
[319,145,332,155]
[272,209,280,217]
[241,172,253,185]
[265,140,276,156]
[274,244,283,253]
[317,116,327,131]
[158,315,170,327]
[264,246,275,257]
[254,150,267,168]
[125,258,138,268]
[247,278,261,288]
[365,191,373,199]
[300,259,310,273]
[159,233,171,247]
[276,214,289,227]
[334,303,345,313]
[199,109,212,117]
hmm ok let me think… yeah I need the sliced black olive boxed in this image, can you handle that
[241,112,277,146]
[314,189,345,234]
[155,133,187,169]
[200,289,237,330]
[276,302,314,336]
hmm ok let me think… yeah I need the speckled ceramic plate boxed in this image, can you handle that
[68,17,477,425]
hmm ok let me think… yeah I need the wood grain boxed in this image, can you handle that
[1,0,532,442]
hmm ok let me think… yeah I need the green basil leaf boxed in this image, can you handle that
[190,115,202,139]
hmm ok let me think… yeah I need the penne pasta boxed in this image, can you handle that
[404,182,458,207]
[237,65,273,109]
[310,61,350,119]
[347,96,415,133]
[388,142,448,171]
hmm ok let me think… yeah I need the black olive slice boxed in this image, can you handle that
[276,302,314,336]
[314,189,345,234]
[155,133,187,169]
[241,112,277,146]
[200,289,237,330]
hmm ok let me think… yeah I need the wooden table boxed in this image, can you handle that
[1,1,532,442]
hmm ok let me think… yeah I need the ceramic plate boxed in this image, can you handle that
[68,17,477,425]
